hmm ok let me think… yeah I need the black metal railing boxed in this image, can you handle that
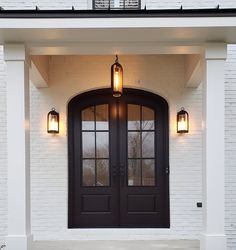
[93,0,141,10]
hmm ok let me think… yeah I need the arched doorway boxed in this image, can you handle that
[68,88,169,228]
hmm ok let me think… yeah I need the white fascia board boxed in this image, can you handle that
[0,17,236,29]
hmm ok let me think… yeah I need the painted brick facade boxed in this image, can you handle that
[225,45,236,249]
[0,47,7,248]
[0,1,235,250]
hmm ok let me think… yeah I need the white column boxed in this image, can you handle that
[201,43,227,250]
[4,44,32,250]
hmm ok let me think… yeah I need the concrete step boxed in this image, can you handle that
[33,240,200,250]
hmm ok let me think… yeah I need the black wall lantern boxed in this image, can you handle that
[177,108,189,133]
[47,108,59,134]
[111,55,123,97]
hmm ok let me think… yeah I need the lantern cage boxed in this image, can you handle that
[111,55,123,97]
[177,108,189,133]
[47,108,59,133]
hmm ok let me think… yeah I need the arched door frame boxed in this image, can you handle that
[68,88,169,228]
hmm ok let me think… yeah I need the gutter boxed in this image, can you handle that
[0,6,236,18]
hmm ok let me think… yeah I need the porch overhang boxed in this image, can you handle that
[1,8,236,54]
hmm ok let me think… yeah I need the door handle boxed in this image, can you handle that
[120,164,125,176]
[112,165,118,176]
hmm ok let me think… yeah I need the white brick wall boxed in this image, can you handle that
[0,0,88,10]
[225,45,236,250]
[145,0,236,9]
[0,46,7,248]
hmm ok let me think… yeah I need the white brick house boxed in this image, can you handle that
[0,1,236,250]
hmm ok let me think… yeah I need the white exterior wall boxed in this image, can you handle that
[145,0,236,9]
[225,45,236,249]
[0,47,7,247]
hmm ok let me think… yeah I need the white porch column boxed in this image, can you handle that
[201,43,227,250]
[4,44,32,250]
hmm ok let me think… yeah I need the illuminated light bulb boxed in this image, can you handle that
[111,55,123,98]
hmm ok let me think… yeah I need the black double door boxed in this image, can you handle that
[68,88,169,228]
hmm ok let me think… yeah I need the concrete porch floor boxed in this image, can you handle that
[33,240,200,250]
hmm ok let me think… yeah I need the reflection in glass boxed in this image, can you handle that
[82,106,95,130]
[97,160,110,186]
[142,131,154,158]
[96,104,109,130]
[128,104,140,130]
[96,132,109,158]
[128,159,141,186]
[142,159,155,186]
[128,132,141,158]
[82,132,95,158]
[83,160,95,186]
[142,106,155,130]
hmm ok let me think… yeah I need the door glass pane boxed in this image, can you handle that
[82,106,95,130]
[82,160,95,186]
[142,159,155,186]
[142,106,155,130]
[142,131,154,158]
[82,132,95,158]
[96,104,109,130]
[128,159,141,186]
[128,132,141,158]
[128,104,140,130]
[96,132,109,158]
[97,159,110,186]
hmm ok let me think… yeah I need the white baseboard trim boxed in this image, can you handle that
[200,233,226,250]
[6,234,33,250]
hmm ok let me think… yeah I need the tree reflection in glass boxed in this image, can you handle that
[127,104,156,186]
[81,104,110,187]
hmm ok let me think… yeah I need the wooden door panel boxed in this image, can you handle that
[127,194,156,212]
[81,194,112,212]
[119,90,169,228]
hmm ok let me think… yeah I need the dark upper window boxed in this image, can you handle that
[93,0,141,10]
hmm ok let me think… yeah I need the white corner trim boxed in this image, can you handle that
[200,234,226,250]
[6,235,33,250]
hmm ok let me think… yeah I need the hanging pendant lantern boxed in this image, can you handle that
[47,108,59,134]
[177,108,189,133]
[111,55,123,97]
